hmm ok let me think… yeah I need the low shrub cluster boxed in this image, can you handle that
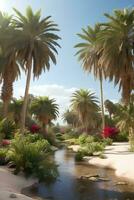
[2,133,58,182]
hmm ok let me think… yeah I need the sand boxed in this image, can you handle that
[69,142,134,182]
[0,166,37,200]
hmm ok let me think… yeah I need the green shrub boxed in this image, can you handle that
[0,119,16,139]
[114,132,128,142]
[6,135,58,181]
[102,138,113,146]
[0,148,8,165]
[24,133,43,143]
[78,134,95,146]
[75,151,83,161]
[79,142,105,156]
[78,134,88,145]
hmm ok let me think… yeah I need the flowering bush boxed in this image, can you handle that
[30,124,40,133]
[102,127,118,138]
[1,139,11,146]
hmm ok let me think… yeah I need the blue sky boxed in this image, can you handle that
[0,0,133,122]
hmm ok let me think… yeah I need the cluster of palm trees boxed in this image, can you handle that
[0,7,134,136]
[0,7,60,133]
[75,8,134,130]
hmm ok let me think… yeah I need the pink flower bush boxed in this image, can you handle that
[102,127,118,138]
[30,124,40,133]
[1,139,10,146]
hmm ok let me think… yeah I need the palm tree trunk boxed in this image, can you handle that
[3,101,9,118]
[99,71,105,130]
[20,59,32,134]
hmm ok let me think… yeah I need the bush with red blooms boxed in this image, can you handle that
[1,139,10,146]
[102,127,119,138]
[30,124,40,133]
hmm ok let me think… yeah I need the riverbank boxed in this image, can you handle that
[0,166,37,200]
[69,142,134,182]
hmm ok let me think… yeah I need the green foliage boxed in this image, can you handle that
[114,132,128,142]
[0,119,16,139]
[79,142,105,156]
[75,151,83,161]
[6,134,58,181]
[0,148,8,165]
[102,138,113,146]
[78,134,94,145]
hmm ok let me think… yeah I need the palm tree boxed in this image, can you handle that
[75,24,105,129]
[0,12,20,117]
[104,99,117,119]
[116,103,134,149]
[98,8,134,105]
[9,98,23,125]
[62,109,79,127]
[30,96,59,133]
[71,89,100,133]
[13,6,60,132]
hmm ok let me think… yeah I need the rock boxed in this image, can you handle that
[98,177,110,181]
[88,176,98,181]
[116,181,128,185]
[9,193,17,198]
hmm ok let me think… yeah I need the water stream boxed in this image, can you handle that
[23,148,134,200]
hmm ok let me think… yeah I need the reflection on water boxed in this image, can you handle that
[28,149,134,200]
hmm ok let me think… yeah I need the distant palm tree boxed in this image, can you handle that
[116,103,134,149]
[9,99,23,125]
[104,99,117,119]
[30,96,59,133]
[98,8,134,104]
[0,12,20,117]
[75,24,105,129]
[71,89,100,133]
[13,6,60,132]
[62,109,79,127]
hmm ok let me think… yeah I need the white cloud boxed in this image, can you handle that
[14,84,78,124]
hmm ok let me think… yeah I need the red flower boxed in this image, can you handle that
[102,127,118,138]
[2,139,10,146]
[30,124,40,133]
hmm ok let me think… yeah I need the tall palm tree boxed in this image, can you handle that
[75,24,105,129]
[30,96,59,133]
[71,89,100,133]
[13,6,60,132]
[98,8,134,105]
[0,12,20,117]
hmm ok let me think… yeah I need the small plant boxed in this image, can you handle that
[75,151,83,161]
[102,138,113,146]
[0,148,8,165]
[0,119,16,139]
[79,142,105,156]
[78,134,88,145]
[78,134,94,146]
